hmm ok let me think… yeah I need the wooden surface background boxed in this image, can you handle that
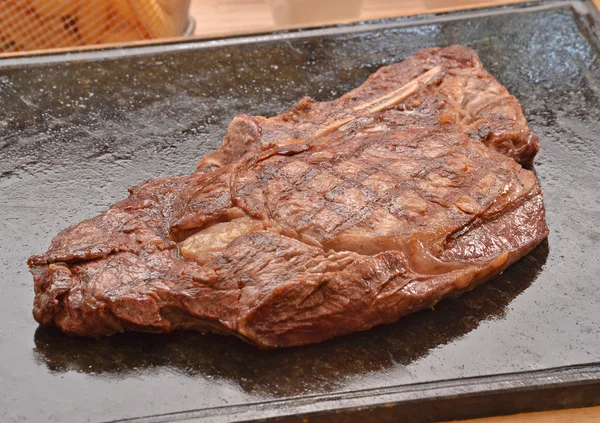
[189,0,600,38]
[187,1,599,422]
[189,0,526,38]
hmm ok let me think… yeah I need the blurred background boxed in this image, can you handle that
[191,0,526,37]
[0,0,527,54]
[0,0,192,52]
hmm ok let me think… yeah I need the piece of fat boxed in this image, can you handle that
[180,217,263,262]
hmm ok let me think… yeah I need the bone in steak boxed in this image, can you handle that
[29,45,548,348]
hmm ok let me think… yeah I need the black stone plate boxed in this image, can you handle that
[1,1,599,422]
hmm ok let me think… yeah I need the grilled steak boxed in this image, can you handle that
[29,45,548,348]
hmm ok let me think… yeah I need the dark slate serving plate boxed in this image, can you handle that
[1,1,599,422]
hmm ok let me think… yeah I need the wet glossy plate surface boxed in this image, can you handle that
[1,1,599,422]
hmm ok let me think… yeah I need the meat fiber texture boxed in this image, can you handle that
[29,45,548,348]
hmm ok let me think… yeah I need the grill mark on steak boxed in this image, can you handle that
[29,45,548,348]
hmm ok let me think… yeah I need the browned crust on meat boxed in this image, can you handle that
[29,45,548,348]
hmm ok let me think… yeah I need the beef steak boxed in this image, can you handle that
[29,45,548,348]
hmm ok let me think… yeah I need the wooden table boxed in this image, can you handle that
[186,1,600,422]
[189,0,600,38]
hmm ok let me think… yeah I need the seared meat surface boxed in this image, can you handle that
[29,45,548,348]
